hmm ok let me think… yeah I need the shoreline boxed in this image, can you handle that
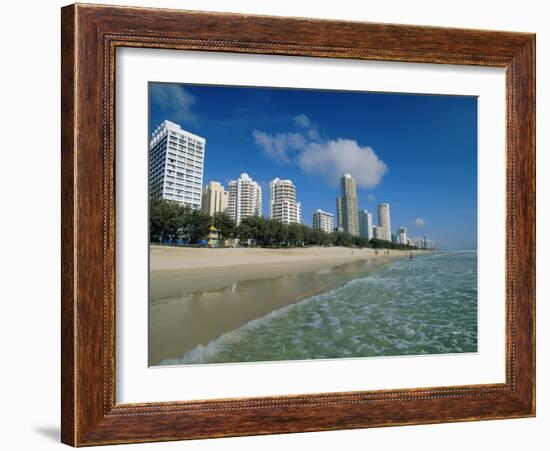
[149,246,431,365]
[149,245,427,300]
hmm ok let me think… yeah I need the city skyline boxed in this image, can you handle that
[148,130,439,248]
[146,139,438,246]
[149,83,477,249]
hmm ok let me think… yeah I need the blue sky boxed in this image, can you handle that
[149,83,477,250]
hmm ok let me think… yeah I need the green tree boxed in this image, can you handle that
[238,216,268,246]
[287,223,304,247]
[149,198,189,242]
[187,209,212,243]
[352,235,371,248]
[265,219,287,247]
[333,231,353,247]
[236,221,252,245]
[212,212,236,240]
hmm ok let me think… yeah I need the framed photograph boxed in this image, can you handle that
[61,3,536,446]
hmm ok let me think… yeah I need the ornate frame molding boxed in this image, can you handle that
[61,4,535,446]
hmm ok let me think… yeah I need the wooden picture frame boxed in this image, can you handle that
[61,3,535,446]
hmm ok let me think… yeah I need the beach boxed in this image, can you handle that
[149,246,421,298]
[149,246,424,365]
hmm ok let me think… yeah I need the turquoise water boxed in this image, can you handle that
[163,251,477,365]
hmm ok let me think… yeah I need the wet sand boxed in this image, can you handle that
[149,246,423,365]
[149,246,414,299]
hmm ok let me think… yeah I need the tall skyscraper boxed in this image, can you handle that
[397,226,408,245]
[372,225,381,239]
[335,197,343,232]
[269,178,301,224]
[149,120,205,209]
[359,210,373,240]
[201,181,229,216]
[312,209,334,234]
[338,173,359,236]
[228,173,262,225]
[377,203,392,241]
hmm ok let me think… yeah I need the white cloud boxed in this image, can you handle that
[252,130,307,164]
[306,127,321,141]
[254,114,388,188]
[412,217,426,226]
[297,139,388,188]
[293,113,311,128]
[150,84,198,125]
[367,194,376,202]
[293,113,322,141]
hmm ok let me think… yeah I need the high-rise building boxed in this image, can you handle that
[377,203,392,241]
[269,178,301,224]
[338,173,359,236]
[359,210,373,240]
[201,181,229,216]
[312,209,334,234]
[397,226,408,245]
[372,225,381,239]
[228,173,262,225]
[149,120,205,209]
[335,197,344,232]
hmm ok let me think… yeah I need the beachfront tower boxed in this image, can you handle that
[359,210,374,240]
[312,209,334,234]
[338,173,360,236]
[335,197,344,232]
[228,173,263,225]
[201,181,229,216]
[377,203,392,241]
[269,178,302,224]
[397,226,408,245]
[149,120,205,209]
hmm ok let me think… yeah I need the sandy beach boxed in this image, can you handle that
[149,246,426,365]
[150,246,421,299]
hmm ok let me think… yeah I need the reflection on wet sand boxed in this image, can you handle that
[149,258,393,365]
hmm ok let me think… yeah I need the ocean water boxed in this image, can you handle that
[162,251,477,365]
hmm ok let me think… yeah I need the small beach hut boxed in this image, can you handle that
[206,225,220,247]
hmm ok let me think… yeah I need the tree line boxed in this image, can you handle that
[150,198,418,250]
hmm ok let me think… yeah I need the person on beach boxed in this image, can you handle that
[410,252,413,260]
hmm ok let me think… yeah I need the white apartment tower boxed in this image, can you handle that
[359,210,373,240]
[228,173,263,224]
[312,209,334,234]
[377,203,392,241]
[149,120,205,209]
[338,173,360,236]
[201,181,229,216]
[269,178,301,224]
[397,226,408,245]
